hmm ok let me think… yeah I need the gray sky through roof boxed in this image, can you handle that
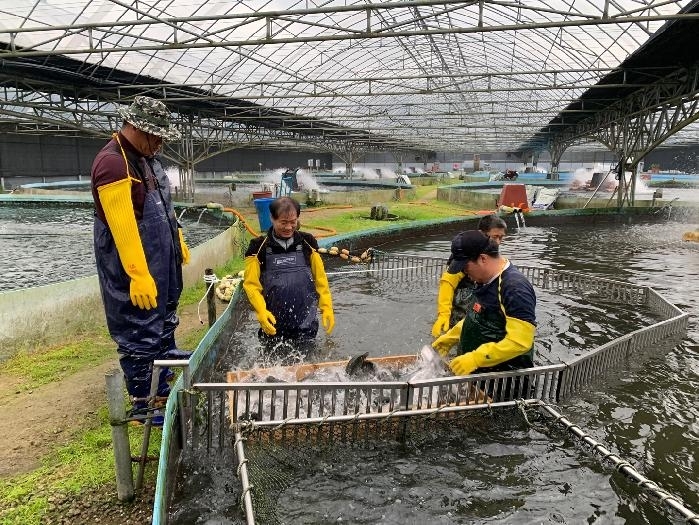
[1,1,698,153]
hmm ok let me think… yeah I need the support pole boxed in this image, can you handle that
[234,431,256,525]
[105,369,134,502]
[205,268,217,327]
[135,367,162,491]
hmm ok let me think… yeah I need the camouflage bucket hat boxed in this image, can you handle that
[118,96,182,141]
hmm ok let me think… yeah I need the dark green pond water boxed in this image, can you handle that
[0,204,229,292]
[170,217,699,525]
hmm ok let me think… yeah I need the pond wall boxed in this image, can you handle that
[0,222,245,356]
[436,184,696,210]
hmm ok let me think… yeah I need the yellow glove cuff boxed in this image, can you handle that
[440,271,464,288]
[310,251,333,311]
[243,256,268,315]
[434,271,464,331]
[178,228,190,265]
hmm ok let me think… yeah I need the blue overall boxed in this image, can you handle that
[261,245,318,344]
[94,175,178,400]
[148,157,183,354]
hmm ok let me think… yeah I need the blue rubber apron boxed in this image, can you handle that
[261,244,318,342]
[149,156,183,354]
[94,170,177,400]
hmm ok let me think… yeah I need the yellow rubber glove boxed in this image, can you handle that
[450,352,479,376]
[431,271,464,337]
[98,178,157,310]
[432,319,463,357]
[310,251,335,334]
[450,316,536,375]
[243,255,277,335]
[178,228,190,265]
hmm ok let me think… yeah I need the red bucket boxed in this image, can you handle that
[252,190,273,200]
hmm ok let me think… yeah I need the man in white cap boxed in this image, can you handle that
[90,96,189,426]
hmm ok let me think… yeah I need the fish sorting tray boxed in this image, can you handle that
[226,352,490,426]
[227,354,418,383]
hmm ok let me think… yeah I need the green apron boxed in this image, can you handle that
[458,273,534,371]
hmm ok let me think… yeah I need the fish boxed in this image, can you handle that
[345,352,378,378]
[231,347,457,422]
[404,345,453,382]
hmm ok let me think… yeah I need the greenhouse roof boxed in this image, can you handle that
[1,0,699,154]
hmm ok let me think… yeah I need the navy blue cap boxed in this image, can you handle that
[447,230,498,273]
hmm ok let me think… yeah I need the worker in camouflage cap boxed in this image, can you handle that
[117,96,181,141]
[91,94,187,427]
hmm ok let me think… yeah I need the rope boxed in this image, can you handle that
[271,417,296,431]
[236,458,249,477]
[197,272,219,324]
[515,399,531,427]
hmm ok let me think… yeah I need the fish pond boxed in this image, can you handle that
[169,214,699,525]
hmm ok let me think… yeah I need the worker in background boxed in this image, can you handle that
[243,196,334,361]
[91,96,189,425]
[432,230,536,378]
[431,214,507,337]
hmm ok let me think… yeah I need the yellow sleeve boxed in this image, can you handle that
[177,228,190,265]
[243,255,266,314]
[310,251,333,311]
[450,316,535,375]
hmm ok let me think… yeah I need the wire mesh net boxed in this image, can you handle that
[238,406,528,524]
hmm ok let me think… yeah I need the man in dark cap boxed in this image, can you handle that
[90,96,189,425]
[432,230,536,377]
[431,214,508,336]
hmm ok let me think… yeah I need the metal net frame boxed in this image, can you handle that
[174,254,689,524]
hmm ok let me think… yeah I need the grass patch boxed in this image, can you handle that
[303,202,472,232]
[179,325,210,350]
[1,337,114,388]
[0,406,160,525]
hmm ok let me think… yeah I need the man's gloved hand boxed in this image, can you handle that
[256,309,277,335]
[130,273,158,310]
[432,319,463,357]
[431,315,450,338]
[432,338,454,357]
[178,228,190,265]
[449,352,478,376]
[321,307,335,334]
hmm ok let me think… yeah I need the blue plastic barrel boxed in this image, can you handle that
[253,197,275,232]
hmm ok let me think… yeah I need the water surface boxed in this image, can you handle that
[172,217,699,524]
[0,205,229,291]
